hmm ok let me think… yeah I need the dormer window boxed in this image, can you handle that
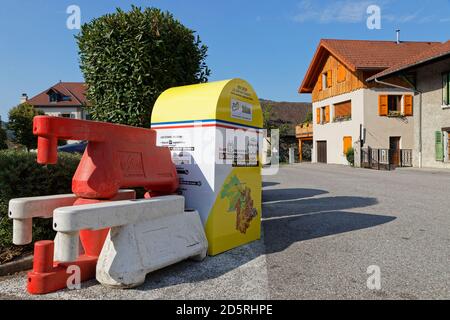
[49,92,59,102]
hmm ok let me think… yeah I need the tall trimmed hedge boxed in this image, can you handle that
[0,150,81,253]
[76,6,211,128]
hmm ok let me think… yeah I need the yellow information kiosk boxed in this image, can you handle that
[151,79,263,255]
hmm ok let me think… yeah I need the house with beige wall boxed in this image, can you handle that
[299,39,439,167]
[367,40,450,169]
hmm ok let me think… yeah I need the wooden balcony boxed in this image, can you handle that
[295,123,313,139]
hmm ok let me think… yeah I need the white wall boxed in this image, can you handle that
[312,89,364,165]
[37,106,84,120]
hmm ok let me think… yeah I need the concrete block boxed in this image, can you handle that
[97,210,208,288]
[52,196,208,288]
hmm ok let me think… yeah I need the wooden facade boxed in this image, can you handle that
[311,54,413,103]
[311,55,366,102]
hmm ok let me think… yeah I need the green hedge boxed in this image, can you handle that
[0,150,81,253]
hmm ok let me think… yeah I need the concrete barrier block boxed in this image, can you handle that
[96,210,208,288]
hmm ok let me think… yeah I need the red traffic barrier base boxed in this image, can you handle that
[27,240,98,295]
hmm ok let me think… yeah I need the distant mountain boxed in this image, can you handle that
[260,99,312,136]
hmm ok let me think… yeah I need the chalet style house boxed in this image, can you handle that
[23,82,90,120]
[367,40,450,169]
[299,39,440,168]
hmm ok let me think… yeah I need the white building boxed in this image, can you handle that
[299,39,440,168]
[23,81,89,120]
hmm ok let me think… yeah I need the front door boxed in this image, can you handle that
[389,137,401,166]
[317,141,327,163]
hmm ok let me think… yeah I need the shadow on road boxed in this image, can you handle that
[263,210,395,254]
[262,181,280,188]
[262,188,328,202]
[127,188,394,292]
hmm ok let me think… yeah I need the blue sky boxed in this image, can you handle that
[1,0,449,121]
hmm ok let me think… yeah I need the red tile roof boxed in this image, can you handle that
[27,82,89,107]
[299,39,440,93]
[367,40,450,81]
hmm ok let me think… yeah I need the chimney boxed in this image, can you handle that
[396,29,401,44]
[20,93,28,104]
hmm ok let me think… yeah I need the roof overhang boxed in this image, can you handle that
[299,41,359,94]
[367,51,450,82]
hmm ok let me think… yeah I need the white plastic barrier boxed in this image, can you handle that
[8,190,135,245]
[53,195,208,288]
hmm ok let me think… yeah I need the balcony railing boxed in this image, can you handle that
[295,123,313,138]
[361,148,412,170]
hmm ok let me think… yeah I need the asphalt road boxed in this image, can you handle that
[1,164,449,299]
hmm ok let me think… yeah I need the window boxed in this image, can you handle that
[322,73,328,89]
[60,113,71,118]
[321,106,330,124]
[343,136,352,154]
[388,95,402,113]
[379,94,412,117]
[316,106,330,125]
[443,72,450,106]
[322,70,332,89]
[334,100,352,121]
[49,93,59,102]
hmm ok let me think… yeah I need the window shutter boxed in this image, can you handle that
[343,136,352,154]
[325,106,330,123]
[404,95,413,116]
[327,70,332,88]
[337,65,346,82]
[318,75,323,91]
[316,108,321,124]
[436,131,444,161]
[378,95,388,116]
[443,73,449,105]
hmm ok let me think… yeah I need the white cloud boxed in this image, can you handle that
[293,0,375,24]
[292,0,442,25]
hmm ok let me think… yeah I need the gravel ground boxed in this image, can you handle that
[1,163,449,299]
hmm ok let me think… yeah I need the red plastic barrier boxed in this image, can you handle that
[33,116,179,199]
[27,196,135,295]
[27,116,179,294]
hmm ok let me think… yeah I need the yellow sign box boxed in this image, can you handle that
[151,79,263,255]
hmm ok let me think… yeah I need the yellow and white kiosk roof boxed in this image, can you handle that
[151,78,263,132]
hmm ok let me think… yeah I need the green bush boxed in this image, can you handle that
[76,6,210,128]
[0,126,7,150]
[0,150,81,253]
[346,147,355,166]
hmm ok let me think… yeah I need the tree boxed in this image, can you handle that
[303,111,313,125]
[0,126,7,150]
[7,103,44,151]
[262,104,289,136]
[76,6,211,128]
[346,147,355,166]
